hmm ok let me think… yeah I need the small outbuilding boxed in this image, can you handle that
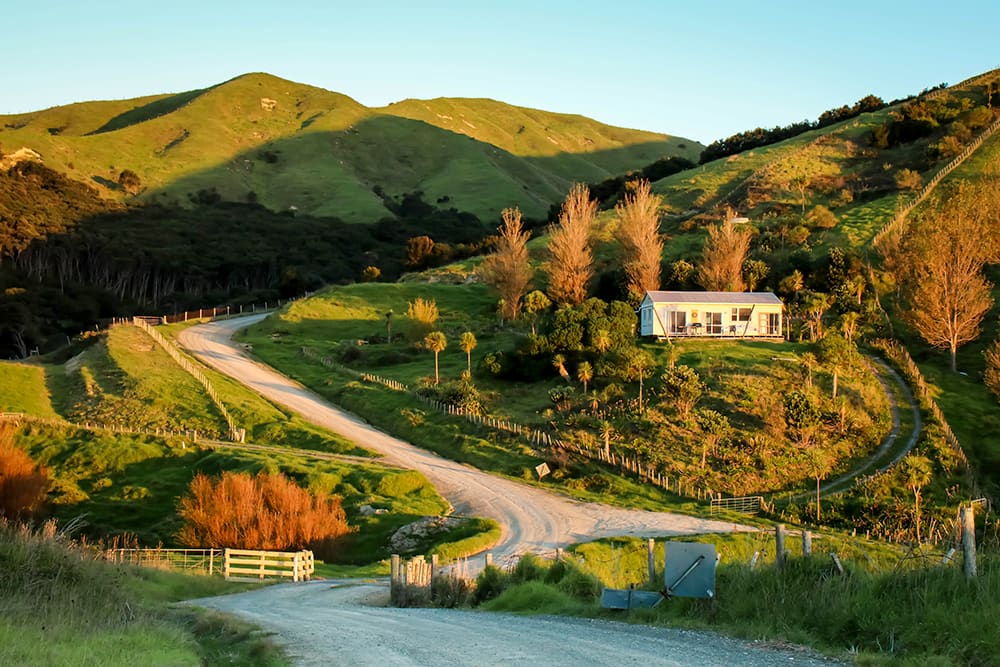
[638,291,784,339]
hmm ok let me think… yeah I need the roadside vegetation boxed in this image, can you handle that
[0,517,286,666]
[443,534,1000,665]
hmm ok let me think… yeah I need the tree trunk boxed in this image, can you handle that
[816,475,821,522]
[950,345,958,373]
[914,491,921,543]
[434,352,440,384]
[832,369,839,399]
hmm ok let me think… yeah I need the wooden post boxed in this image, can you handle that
[555,547,563,561]
[485,552,493,568]
[293,552,301,582]
[647,538,656,584]
[431,554,439,583]
[223,548,231,580]
[209,549,215,576]
[802,529,812,557]
[830,553,845,576]
[961,505,977,580]
[775,524,786,570]
[390,554,401,604]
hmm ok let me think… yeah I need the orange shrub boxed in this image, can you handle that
[177,471,350,559]
[0,423,49,520]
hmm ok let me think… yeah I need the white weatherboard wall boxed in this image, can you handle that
[638,291,783,338]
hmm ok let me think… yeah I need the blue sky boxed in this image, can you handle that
[3,1,997,144]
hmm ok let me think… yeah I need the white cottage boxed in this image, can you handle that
[638,291,784,339]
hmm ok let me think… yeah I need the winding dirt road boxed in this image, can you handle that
[179,316,747,560]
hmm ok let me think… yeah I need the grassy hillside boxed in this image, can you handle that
[0,72,700,222]
[0,324,494,563]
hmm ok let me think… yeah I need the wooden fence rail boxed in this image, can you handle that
[223,548,314,582]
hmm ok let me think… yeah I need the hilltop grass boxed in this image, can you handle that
[0,519,285,667]
[474,533,1000,665]
[0,72,697,222]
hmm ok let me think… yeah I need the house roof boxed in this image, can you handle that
[643,291,783,306]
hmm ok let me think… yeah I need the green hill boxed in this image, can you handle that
[0,72,699,222]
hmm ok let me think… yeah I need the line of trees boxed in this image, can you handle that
[699,95,886,164]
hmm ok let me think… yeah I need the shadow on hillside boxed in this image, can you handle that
[140,113,687,221]
[87,87,213,135]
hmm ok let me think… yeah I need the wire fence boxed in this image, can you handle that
[300,346,719,503]
[872,113,1000,250]
[129,318,241,442]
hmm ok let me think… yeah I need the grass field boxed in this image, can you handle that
[0,362,58,416]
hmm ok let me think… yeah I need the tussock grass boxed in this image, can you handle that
[0,518,284,666]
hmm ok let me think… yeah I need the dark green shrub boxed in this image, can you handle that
[473,565,507,604]
[510,554,547,584]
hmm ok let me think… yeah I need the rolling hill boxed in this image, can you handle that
[0,72,699,222]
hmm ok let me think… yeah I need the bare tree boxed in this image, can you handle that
[479,207,532,321]
[902,195,995,373]
[614,179,664,304]
[698,214,751,292]
[545,184,596,305]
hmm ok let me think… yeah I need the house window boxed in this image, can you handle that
[731,307,752,322]
[706,312,723,334]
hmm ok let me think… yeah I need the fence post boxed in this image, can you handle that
[647,538,656,584]
[961,505,977,580]
[485,552,493,568]
[802,529,812,557]
[223,548,231,580]
[209,549,215,576]
[390,554,401,605]
[775,524,786,570]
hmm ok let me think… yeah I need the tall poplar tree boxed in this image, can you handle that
[479,207,532,321]
[614,178,664,304]
[545,184,596,305]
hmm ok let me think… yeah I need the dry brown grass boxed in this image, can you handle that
[177,471,351,559]
[0,423,49,520]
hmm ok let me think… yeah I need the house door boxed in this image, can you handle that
[670,311,686,334]
[705,312,723,335]
[759,312,780,335]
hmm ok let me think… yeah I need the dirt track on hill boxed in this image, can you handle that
[188,581,841,666]
[179,316,748,560]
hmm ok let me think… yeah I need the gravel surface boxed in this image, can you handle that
[179,316,750,561]
[188,581,842,666]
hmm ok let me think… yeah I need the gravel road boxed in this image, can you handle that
[188,581,840,666]
[179,316,748,561]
